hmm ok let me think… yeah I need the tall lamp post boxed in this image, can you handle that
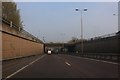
[60,33,65,52]
[75,8,87,54]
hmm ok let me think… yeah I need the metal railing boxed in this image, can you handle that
[1,17,43,43]
[21,29,43,43]
[86,32,119,41]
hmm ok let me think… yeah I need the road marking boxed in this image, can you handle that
[67,55,118,65]
[80,57,118,65]
[83,57,101,61]
[5,54,46,79]
[100,60,119,65]
[65,62,71,66]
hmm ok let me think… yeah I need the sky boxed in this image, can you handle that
[16,2,118,43]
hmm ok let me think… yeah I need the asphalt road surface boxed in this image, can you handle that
[2,54,119,79]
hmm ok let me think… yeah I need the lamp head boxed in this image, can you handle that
[84,8,87,11]
[75,8,79,11]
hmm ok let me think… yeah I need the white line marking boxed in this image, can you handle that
[80,57,118,65]
[100,60,118,64]
[5,54,46,79]
[67,55,118,65]
[65,62,71,66]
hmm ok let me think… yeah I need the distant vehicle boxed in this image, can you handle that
[53,48,60,54]
[116,31,120,35]
[47,50,52,55]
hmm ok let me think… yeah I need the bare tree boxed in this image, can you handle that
[68,37,79,43]
[2,2,23,31]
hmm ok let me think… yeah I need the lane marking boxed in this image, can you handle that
[66,55,118,65]
[5,54,46,79]
[65,62,71,66]
[100,60,119,65]
[80,57,118,65]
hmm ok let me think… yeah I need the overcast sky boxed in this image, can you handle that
[16,2,118,43]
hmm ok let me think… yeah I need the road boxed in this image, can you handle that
[2,54,119,79]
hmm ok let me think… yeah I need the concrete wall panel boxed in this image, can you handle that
[75,37,119,53]
[2,22,44,60]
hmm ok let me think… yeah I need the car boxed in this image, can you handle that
[47,50,52,55]
[53,49,59,54]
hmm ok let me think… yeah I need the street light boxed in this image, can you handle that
[113,13,119,32]
[60,33,65,52]
[43,36,46,43]
[75,8,87,54]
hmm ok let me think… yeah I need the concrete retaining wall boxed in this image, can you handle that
[1,20,44,60]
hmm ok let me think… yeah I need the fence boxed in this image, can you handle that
[1,17,43,43]
[86,32,119,42]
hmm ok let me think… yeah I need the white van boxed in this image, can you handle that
[48,50,52,55]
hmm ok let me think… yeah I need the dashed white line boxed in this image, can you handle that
[65,62,71,66]
[5,54,46,79]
